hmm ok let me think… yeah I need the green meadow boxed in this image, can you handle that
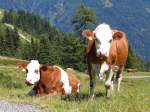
[0,59,150,112]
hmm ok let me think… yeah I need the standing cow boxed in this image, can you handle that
[21,60,80,96]
[82,23,128,97]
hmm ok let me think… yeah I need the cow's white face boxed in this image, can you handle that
[94,23,112,57]
[25,60,40,85]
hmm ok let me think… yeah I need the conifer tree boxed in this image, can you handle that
[38,37,51,64]
[72,4,98,42]
[13,27,20,50]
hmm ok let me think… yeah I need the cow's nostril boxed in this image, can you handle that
[25,80,32,86]
[25,80,28,84]
[99,52,102,56]
[25,80,29,84]
[29,80,32,82]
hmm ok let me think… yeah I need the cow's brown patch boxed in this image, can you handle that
[33,65,80,96]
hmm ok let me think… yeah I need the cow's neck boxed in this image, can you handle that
[86,39,95,54]
[39,65,49,83]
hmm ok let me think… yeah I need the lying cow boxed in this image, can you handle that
[20,60,80,96]
[82,23,128,97]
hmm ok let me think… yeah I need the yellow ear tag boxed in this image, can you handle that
[88,36,93,40]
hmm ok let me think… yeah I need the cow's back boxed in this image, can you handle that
[39,66,64,95]
[66,70,80,95]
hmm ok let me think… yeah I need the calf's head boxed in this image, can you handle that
[25,60,40,85]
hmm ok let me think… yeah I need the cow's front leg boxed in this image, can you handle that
[27,87,36,96]
[99,61,109,80]
[116,74,122,94]
[36,84,46,96]
[105,69,113,87]
[105,68,114,97]
[116,66,123,94]
[90,68,96,98]
[88,63,96,98]
[105,66,120,97]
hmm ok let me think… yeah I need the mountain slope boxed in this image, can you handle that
[0,0,150,60]
[0,9,33,42]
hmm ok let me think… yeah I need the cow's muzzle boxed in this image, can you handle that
[25,80,33,86]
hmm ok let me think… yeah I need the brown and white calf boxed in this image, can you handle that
[82,23,128,97]
[21,60,80,96]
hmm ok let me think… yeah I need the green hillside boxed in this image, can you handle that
[0,9,34,46]
[0,0,150,60]
[1,8,148,71]
[0,9,86,71]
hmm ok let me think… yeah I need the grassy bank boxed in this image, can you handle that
[0,56,28,65]
[0,65,149,112]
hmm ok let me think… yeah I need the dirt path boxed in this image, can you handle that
[123,76,150,79]
[0,101,42,112]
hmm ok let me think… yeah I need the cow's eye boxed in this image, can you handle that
[96,38,101,44]
[34,69,39,74]
[109,39,112,43]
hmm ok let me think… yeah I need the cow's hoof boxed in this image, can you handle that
[99,75,103,80]
[89,94,95,99]
[106,95,112,99]
[105,82,111,88]
[27,89,36,96]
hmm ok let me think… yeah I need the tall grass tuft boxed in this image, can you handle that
[0,73,23,89]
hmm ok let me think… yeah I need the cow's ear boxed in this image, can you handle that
[40,65,48,71]
[113,32,123,40]
[16,62,27,72]
[82,29,94,40]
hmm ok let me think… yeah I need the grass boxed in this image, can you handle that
[0,56,28,65]
[0,65,150,112]
[125,72,150,76]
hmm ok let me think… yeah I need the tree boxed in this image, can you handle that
[2,9,52,38]
[60,33,86,71]
[38,37,52,64]
[21,41,32,60]
[144,61,150,72]
[5,28,15,56]
[0,35,5,55]
[126,46,145,71]
[13,27,20,50]
[72,4,98,42]
[30,38,39,60]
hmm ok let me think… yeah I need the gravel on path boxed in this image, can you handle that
[0,101,42,112]
[123,76,150,79]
